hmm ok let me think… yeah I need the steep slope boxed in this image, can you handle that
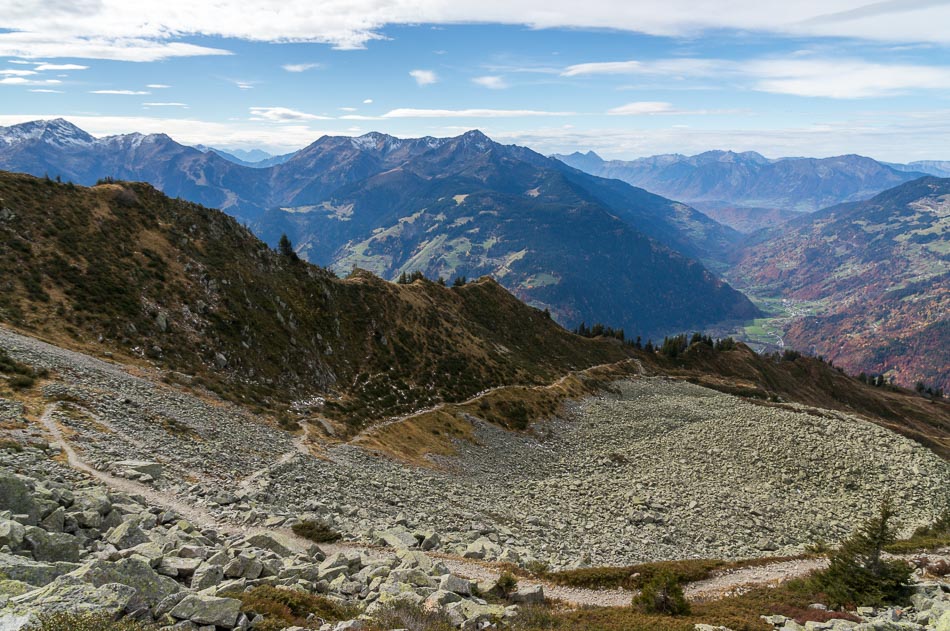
[259,131,757,336]
[0,120,755,338]
[555,150,925,213]
[0,171,635,428]
[732,177,949,390]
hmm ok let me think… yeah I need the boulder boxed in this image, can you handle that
[106,519,148,550]
[244,532,293,557]
[191,562,224,590]
[439,574,473,596]
[9,575,137,618]
[511,584,545,604]
[0,473,38,524]
[377,528,418,550]
[0,552,76,587]
[169,594,242,627]
[0,519,26,550]
[22,527,81,563]
[67,557,179,608]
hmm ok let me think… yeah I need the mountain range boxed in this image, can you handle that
[732,176,949,391]
[554,149,931,230]
[0,119,757,338]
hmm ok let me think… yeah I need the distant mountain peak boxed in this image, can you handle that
[0,118,95,148]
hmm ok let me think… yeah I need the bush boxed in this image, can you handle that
[809,499,913,607]
[36,612,155,631]
[8,374,34,390]
[497,570,519,597]
[292,519,342,543]
[231,585,357,630]
[632,571,690,616]
[366,600,456,631]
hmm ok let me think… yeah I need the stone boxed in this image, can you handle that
[69,558,179,609]
[511,584,545,604]
[424,589,462,609]
[158,556,203,578]
[439,574,473,596]
[377,528,418,550]
[190,562,224,590]
[169,594,242,628]
[106,519,148,550]
[244,532,293,557]
[0,552,75,586]
[0,474,38,524]
[0,519,25,550]
[9,575,137,618]
[22,527,81,563]
[112,460,164,481]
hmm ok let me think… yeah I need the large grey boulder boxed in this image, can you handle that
[22,527,81,563]
[377,528,418,550]
[244,532,293,557]
[112,460,163,481]
[9,575,137,618]
[439,574,473,596]
[0,473,38,524]
[0,552,77,586]
[67,557,179,608]
[169,594,242,627]
[511,584,545,604]
[0,519,25,550]
[106,519,149,550]
[190,562,224,590]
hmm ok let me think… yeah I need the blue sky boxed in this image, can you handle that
[2,1,950,161]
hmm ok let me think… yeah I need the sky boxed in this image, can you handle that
[2,1,950,161]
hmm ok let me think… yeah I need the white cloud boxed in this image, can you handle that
[282,63,321,72]
[3,1,950,61]
[248,106,332,122]
[0,33,231,62]
[0,77,61,85]
[472,75,508,89]
[409,69,437,86]
[29,89,63,93]
[147,83,171,88]
[34,63,88,71]
[562,58,724,77]
[607,101,674,115]
[0,69,37,76]
[339,107,357,112]
[746,58,950,98]
[562,55,950,99]
[363,98,373,104]
[144,102,188,107]
[90,89,151,95]
[233,80,255,90]
[381,108,574,118]
[7,60,33,65]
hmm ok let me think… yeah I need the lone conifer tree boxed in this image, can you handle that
[278,234,299,262]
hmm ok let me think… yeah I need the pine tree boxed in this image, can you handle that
[278,234,298,261]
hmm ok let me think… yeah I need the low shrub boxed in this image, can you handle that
[365,600,456,631]
[8,374,34,390]
[0,438,23,452]
[886,507,950,553]
[231,585,357,631]
[633,571,690,616]
[292,519,342,543]
[497,570,519,597]
[36,612,154,631]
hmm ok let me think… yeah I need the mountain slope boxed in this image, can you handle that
[555,150,926,214]
[732,176,950,390]
[0,120,756,338]
[257,130,757,336]
[0,171,636,428]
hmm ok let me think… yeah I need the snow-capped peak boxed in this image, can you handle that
[0,118,96,147]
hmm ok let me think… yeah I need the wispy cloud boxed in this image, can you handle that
[147,83,171,88]
[232,80,255,90]
[362,98,373,104]
[34,63,88,71]
[381,108,574,118]
[409,69,437,86]
[4,1,950,60]
[0,69,38,76]
[29,89,63,93]
[472,75,508,89]
[143,102,188,107]
[90,89,150,95]
[282,63,321,72]
[607,101,674,115]
[248,106,332,122]
[0,77,61,86]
